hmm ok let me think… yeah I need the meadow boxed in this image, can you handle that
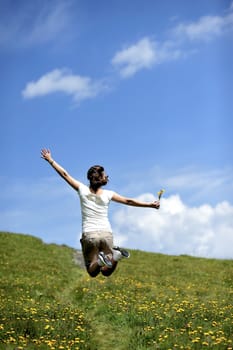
[0,231,233,349]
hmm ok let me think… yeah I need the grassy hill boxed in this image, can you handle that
[0,232,233,350]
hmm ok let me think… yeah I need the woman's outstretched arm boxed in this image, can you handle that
[112,193,160,209]
[41,148,80,191]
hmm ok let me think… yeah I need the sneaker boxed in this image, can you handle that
[113,246,130,259]
[98,252,113,268]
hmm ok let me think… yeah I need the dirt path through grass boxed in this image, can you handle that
[68,253,133,349]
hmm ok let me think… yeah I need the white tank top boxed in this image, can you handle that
[77,183,114,233]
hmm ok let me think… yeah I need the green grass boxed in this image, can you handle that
[0,232,233,350]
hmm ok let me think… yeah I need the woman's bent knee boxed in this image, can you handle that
[87,267,100,278]
[101,262,118,276]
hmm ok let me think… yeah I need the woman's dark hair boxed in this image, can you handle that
[87,165,108,190]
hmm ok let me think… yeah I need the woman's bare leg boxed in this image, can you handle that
[101,261,118,276]
[85,247,101,277]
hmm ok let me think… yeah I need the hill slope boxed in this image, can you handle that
[0,231,233,350]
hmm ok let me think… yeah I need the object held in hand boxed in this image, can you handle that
[157,189,165,200]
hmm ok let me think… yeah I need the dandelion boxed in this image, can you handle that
[192,337,200,343]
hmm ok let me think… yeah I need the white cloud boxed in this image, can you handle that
[0,1,75,49]
[112,5,233,78]
[112,194,233,259]
[117,166,233,207]
[111,37,183,78]
[25,2,72,46]
[22,69,106,103]
[172,11,233,42]
[111,38,156,78]
[159,167,233,205]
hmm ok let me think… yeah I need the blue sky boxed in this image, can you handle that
[1,0,233,259]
